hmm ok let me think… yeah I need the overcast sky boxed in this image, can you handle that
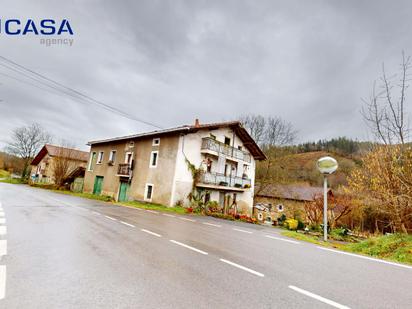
[1,0,411,150]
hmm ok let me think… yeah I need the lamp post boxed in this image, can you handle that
[317,156,338,241]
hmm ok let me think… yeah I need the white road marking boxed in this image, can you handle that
[265,235,300,244]
[146,210,159,214]
[288,285,351,309]
[0,219,5,224]
[233,228,253,234]
[104,215,117,221]
[141,229,162,237]
[202,222,221,227]
[92,211,101,216]
[162,213,176,218]
[317,246,412,270]
[0,227,6,236]
[179,217,196,222]
[134,208,144,211]
[219,259,264,277]
[0,213,4,218]
[169,240,208,255]
[0,240,6,256]
[0,265,5,300]
[120,221,135,228]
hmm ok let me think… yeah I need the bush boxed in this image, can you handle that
[297,220,305,230]
[284,219,299,230]
[278,214,287,225]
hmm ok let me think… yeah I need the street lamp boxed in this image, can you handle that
[317,156,338,241]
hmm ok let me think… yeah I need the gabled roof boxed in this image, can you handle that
[256,184,333,202]
[88,120,266,160]
[31,144,89,166]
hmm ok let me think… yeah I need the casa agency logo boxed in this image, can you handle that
[0,18,74,46]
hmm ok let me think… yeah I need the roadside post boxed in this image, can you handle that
[316,156,338,241]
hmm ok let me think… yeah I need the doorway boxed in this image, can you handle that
[93,176,104,195]
[118,181,130,202]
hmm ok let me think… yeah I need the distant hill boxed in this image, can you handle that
[274,151,359,188]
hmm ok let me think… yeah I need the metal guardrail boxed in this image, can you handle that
[199,172,251,188]
[201,138,251,163]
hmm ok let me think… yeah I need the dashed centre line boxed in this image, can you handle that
[104,215,117,221]
[141,229,162,237]
[265,235,300,244]
[0,213,4,218]
[92,211,101,216]
[119,221,135,228]
[169,240,208,255]
[233,228,253,234]
[202,222,221,227]
[0,240,6,256]
[0,219,5,224]
[179,217,196,222]
[288,285,351,309]
[162,213,176,218]
[219,259,264,277]
[146,210,159,214]
[0,227,6,236]
[0,265,5,300]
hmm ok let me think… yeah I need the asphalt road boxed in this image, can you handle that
[0,183,411,308]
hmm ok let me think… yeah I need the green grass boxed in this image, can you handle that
[281,230,412,265]
[33,185,188,214]
[117,200,188,214]
[0,169,10,178]
[343,234,412,265]
[0,177,27,184]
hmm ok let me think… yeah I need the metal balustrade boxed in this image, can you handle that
[201,138,251,163]
[199,172,251,189]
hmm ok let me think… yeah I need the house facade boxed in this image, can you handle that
[83,120,265,213]
[30,144,89,184]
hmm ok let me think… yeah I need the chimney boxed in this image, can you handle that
[194,118,200,127]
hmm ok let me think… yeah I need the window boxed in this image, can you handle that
[109,150,116,162]
[125,152,133,164]
[152,138,160,146]
[97,151,104,164]
[210,133,216,140]
[150,151,158,168]
[128,141,134,148]
[277,204,284,212]
[88,152,96,171]
[224,136,231,146]
[145,184,153,201]
[238,145,243,151]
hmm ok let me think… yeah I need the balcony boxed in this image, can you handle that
[201,138,251,163]
[198,172,251,191]
[117,163,132,177]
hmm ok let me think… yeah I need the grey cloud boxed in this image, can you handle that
[1,0,412,150]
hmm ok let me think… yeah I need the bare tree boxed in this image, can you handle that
[52,143,81,187]
[6,123,52,177]
[239,115,266,145]
[265,116,297,146]
[240,114,298,197]
[362,52,411,145]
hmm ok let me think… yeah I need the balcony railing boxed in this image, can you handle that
[201,138,251,163]
[117,163,132,177]
[199,172,251,189]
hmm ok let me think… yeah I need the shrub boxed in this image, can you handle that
[284,219,299,230]
[297,220,305,230]
[278,214,287,225]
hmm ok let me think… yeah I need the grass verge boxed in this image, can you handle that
[281,230,412,265]
[0,169,10,178]
[30,184,188,215]
[0,177,27,184]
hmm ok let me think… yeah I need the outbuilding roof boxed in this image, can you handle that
[256,184,333,202]
[88,120,266,160]
[31,144,89,166]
